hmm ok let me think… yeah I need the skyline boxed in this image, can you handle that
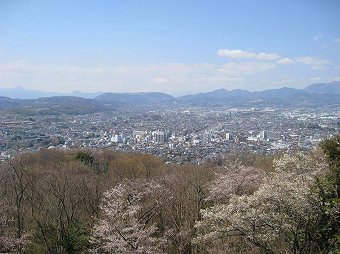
[1,0,340,95]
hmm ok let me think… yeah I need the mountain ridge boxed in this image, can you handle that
[0,81,339,114]
[304,81,340,94]
[1,81,339,99]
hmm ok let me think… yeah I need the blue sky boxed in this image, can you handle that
[0,0,339,95]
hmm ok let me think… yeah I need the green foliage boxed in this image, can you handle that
[26,221,91,254]
[30,223,60,254]
[62,221,91,254]
[315,135,340,253]
[320,135,340,167]
[75,151,100,174]
[24,242,46,254]
[76,151,95,167]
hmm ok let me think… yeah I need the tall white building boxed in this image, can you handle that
[259,130,280,141]
[225,132,233,141]
[259,130,267,140]
[202,131,212,144]
[153,130,166,143]
[111,131,124,143]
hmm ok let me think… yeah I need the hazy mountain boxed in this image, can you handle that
[0,87,102,99]
[177,82,340,106]
[0,96,105,115]
[178,89,254,105]
[0,81,339,113]
[304,81,340,95]
[94,92,174,105]
[0,97,28,108]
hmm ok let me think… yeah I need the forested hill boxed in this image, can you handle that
[0,135,339,253]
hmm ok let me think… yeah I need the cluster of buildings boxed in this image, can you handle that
[0,104,339,163]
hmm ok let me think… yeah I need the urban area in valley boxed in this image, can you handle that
[1,104,339,164]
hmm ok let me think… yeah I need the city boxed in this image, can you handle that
[1,104,339,164]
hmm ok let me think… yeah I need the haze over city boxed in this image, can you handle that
[1,0,340,95]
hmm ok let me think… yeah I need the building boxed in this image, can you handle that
[202,131,212,144]
[267,131,281,141]
[225,132,233,141]
[153,130,166,143]
[259,130,281,141]
[133,130,147,142]
[111,131,124,143]
[259,130,267,140]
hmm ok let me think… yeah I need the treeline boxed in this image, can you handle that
[0,136,339,253]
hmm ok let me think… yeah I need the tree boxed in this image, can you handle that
[0,150,104,253]
[320,135,340,168]
[206,162,265,203]
[273,152,327,177]
[159,165,214,253]
[0,197,28,253]
[314,135,340,252]
[91,179,167,254]
[194,153,329,254]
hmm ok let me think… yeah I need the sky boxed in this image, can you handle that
[0,0,340,95]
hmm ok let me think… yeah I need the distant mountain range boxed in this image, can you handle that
[0,86,102,99]
[0,81,339,115]
[178,81,340,106]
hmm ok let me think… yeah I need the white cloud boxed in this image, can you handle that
[0,61,277,94]
[294,56,330,70]
[0,50,332,94]
[217,49,280,60]
[217,62,276,75]
[277,58,294,65]
[217,49,256,59]
[217,49,332,70]
[256,52,280,60]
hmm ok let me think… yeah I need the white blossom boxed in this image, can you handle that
[206,165,265,203]
[91,179,167,254]
[194,153,327,253]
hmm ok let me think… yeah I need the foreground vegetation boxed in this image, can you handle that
[0,136,339,253]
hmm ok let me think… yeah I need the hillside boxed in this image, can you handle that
[177,84,340,106]
[304,81,340,94]
[0,136,339,253]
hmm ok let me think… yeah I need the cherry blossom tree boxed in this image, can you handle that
[206,163,265,203]
[194,153,329,254]
[91,179,168,254]
[273,152,327,176]
[0,198,28,253]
